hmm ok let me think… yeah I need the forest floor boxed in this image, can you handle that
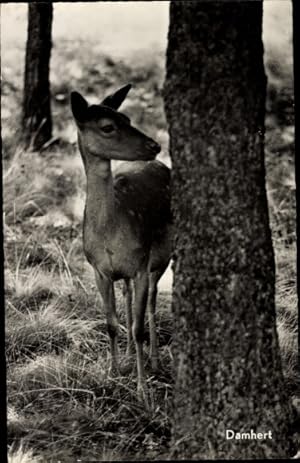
[2,4,299,462]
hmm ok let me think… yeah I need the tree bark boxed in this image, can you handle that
[292,1,300,369]
[22,2,53,151]
[164,1,293,458]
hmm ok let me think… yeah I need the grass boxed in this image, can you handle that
[4,139,173,458]
[8,442,43,463]
[2,19,298,463]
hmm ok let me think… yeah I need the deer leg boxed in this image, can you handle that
[123,278,134,358]
[94,270,119,375]
[148,270,162,371]
[133,269,149,401]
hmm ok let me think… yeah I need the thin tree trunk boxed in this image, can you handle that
[164,0,293,458]
[22,2,53,151]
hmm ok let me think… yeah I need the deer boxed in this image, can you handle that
[70,84,172,402]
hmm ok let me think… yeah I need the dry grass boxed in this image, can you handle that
[4,143,173,458]
[8,442,43,463]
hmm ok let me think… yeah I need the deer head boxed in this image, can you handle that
[70,85,161,161]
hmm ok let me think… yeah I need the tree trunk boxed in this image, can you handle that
[293,0,300,352]
[22,2,53,151]
[164,1,293,459]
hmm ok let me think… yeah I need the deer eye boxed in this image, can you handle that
[100,124,115,133]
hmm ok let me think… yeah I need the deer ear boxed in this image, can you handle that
[70,91,88,122]
[101,84,132,110]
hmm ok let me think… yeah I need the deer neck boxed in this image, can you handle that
[83,152,117,235]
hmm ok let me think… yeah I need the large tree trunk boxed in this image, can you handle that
[164,1,293,459]
[293,0,300,338]
[22,2,53,151]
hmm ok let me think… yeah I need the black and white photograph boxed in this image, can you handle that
[1,0,299,460]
